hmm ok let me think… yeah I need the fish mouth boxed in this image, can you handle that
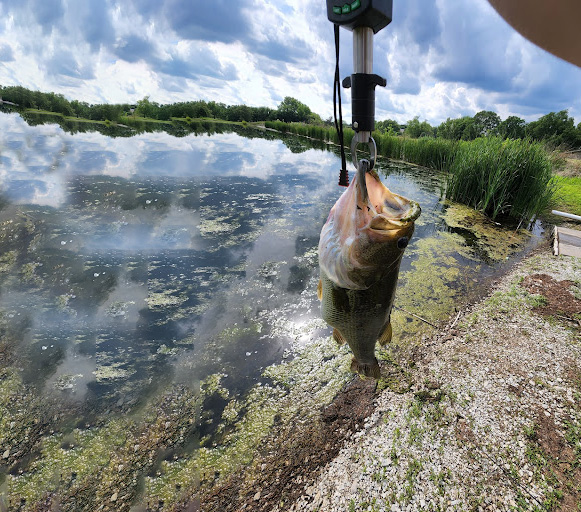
[368,199,421,231]
[360,171,421,235]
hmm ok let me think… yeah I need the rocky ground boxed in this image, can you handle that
[280,245,580,512]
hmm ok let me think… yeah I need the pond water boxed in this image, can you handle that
[0,112,543,506]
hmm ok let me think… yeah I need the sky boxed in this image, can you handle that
[0,0,580,126]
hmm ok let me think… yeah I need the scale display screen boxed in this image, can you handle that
[326,0,392,33]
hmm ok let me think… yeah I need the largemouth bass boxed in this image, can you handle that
[318,166,420,379]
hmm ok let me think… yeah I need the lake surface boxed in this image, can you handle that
[0,112,542,506]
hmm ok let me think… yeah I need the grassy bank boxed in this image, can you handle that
[553,175,581,215]
[265,121,565,223]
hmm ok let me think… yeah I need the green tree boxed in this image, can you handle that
[437,116,477,140]
[376,119,400,135]
[194,102,211,118]
[135,96,159,119]
[526,110,579,147]
[497,116,526,139]
[70,100,90,119]
[405,117,422,137]
[207,101,227,120]
[276,96,311,123]
[252,106,275,122]
[307,112,323,125]
[226,105,252,122]
[1,85,31,107]
[473,110,500,137]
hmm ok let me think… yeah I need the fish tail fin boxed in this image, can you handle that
[317,279,322,301]
[332,328,346,346]
[350,358,381,380]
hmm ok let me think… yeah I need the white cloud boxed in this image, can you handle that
[0,0,580,124]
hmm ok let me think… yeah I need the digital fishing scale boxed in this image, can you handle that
[326,0,392,185]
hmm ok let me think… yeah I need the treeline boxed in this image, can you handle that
[379,110,581,149]
[0,85,127,123]
[2,84,580,148]
[0,85,320,125]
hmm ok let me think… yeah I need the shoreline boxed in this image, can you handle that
[200,241,581,512]
[287,243,580,512]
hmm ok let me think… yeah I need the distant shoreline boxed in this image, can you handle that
[16,108,260,128]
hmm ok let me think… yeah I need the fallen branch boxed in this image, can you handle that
[392,305,438,328]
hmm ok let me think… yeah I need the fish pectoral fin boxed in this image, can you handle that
[332,328,347,346]
[377,322,393,347]
[317,279,322,301]
[350,358,381,380]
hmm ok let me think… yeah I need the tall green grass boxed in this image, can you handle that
[265,121,557,223]
[446,137,556,222]
[374,133,458,170]
[265,121,457,170]
[264,120,355,147]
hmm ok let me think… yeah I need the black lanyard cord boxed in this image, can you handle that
[333,24,348,186]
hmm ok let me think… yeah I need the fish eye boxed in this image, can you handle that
[397,237,408,249]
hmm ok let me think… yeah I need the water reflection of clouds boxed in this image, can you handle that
[84,205,204,252]
[1,115,344,198]
[4,177,67,207]
[44,349,96,401]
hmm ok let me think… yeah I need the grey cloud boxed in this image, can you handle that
[163,0,253,43]
[256,59,288,78]
[195,75,235,90]
[70,0,115,51]
[0,43,14,61]
[0,0,26,14]
[31,0,64,33]
[497,59,581,113]
[270,90,283,105]
[127,0,163,17]
[252,37,311,64]
[155,50,238,81]
[432,0,517,92]
[160,76,188,93]
[391,73,420,95]
[161,0,315,71]
[113,35,156,63]
[46,50,95,80]
[376,94,399,115]
[393,1,442,52]
[156,57,197,79]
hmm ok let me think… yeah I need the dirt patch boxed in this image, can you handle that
[195,377,377,512]
[532,409,581,512]
[558,156,581,177]
[521,274,581,321]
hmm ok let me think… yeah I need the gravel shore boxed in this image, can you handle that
[285,248,581,512]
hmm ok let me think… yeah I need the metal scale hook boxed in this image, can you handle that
[327,1,391,187]
[351,135,377,172]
